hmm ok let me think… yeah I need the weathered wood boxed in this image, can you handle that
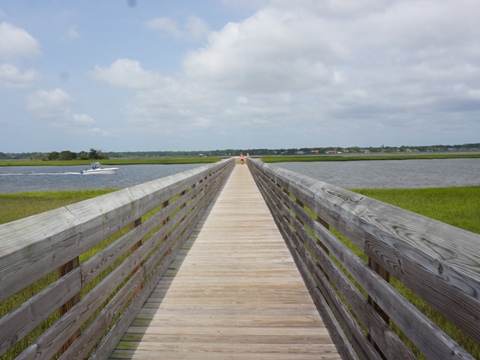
[0,158,234,359]
[107,163,341,359]
[248,158,480,359]
[91,165,229,359]
[0,162,229,304]
[0,268,81,356]
[59,268,146,360]
[254,172,415,358]
[58,256,81,355]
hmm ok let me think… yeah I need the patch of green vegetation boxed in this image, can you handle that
[0,157,221,167]
[0,189,118,224]
[350,186,480,234]
[261,153,480,163]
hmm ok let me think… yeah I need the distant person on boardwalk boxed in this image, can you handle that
[240,153,244,164]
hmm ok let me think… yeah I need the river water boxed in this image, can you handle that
[0,159,479,194]
[0,164,204,194]
[274,158,480,189]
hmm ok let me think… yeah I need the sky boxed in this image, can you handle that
[1,0,480,153]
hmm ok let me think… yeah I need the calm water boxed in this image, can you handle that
[274,158,480,189]
[0,164,204,194]
[1,159,479,193]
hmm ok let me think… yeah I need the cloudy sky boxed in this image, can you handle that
[1,0,479,153]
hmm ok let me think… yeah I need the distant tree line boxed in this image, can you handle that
[0,148,108,161]
[105,143,480,157]
[1,143,479,160]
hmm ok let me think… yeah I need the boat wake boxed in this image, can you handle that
[0,172,82,176]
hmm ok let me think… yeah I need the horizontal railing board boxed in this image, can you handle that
[0,158,234,359]
[278,169,480,347]
[255,168,415,358]
[59,268,146,360]
[90,165,228,359]
[252,171,357,360]
[0,162,227,304]
[253,167,369,360]
[0,268,82,355]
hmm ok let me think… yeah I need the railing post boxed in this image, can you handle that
[130,217,142,298]
[368,258,390,359]
[162,200,170,241]
[58,257,81,355]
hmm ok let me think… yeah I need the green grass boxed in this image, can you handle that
[0,189,118,224]
[350,186,480,234]
[261,153,480,163]
[0,157,221,167]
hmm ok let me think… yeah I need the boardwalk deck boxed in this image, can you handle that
[109,163,341,359]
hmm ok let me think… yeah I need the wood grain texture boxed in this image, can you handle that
[248,158,480,360]
[108,163,340,360]
[0,159,234,359]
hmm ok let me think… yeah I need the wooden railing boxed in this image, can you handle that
[0,158,234,360]
[247,158,480,360]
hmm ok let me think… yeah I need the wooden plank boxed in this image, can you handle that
[108,163,340,359]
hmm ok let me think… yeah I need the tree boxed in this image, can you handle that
[59,150,77,160]
[88,148,108,160]
[48,151,59,160]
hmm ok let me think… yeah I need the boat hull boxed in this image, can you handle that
[82,168,118,175]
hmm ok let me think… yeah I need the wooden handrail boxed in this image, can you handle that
[0,158,234,359]
[247,158,480,360]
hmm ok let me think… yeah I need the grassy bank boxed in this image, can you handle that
[261,153,480,163]
[351,186,480,234]
[0,189,118,224]
[2,185,478,232]
[0,156,221,167]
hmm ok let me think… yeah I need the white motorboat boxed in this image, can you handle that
[81,162,118,175]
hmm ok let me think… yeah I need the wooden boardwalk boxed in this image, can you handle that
[109,163,340,359]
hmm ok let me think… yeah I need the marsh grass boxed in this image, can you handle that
[0,157,220,167]
[350,186,480,234]
[261,153,480,163]
[0,189,118,225]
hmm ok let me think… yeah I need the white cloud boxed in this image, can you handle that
[145,16,210,40]
[91,58,163,89]
[182,8,346,92]
[0,22,41,61]
[0,63,40,88]
[27,88,73,119]
[124,80,219,131]
[72,113,96,126]
[111,0,479,148]
[26,88,111,136]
